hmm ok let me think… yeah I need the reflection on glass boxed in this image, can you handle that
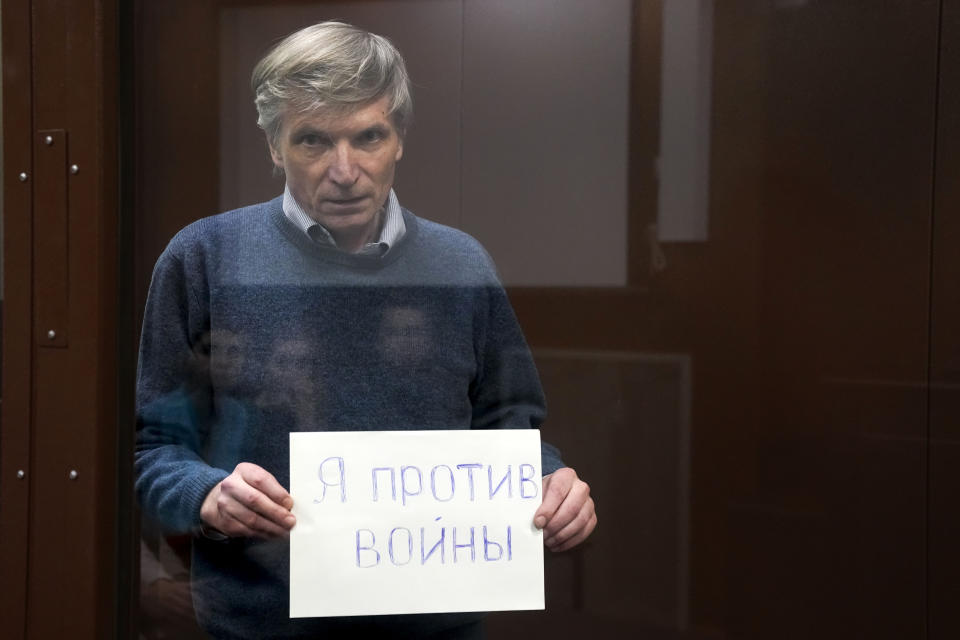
[379,306,431,367]
[256,337,319,431]
[138,531,204,639]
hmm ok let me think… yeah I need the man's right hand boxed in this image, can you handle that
[199,462,296,539]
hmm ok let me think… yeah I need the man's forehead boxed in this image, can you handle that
[282,96,394,133]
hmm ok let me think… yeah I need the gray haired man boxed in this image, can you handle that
[136,21,596,639]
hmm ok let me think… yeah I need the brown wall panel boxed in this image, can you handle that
[0,0,34,637]
[726,1,937,637]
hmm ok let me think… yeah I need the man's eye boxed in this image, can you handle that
[359,130,385,144]
[300,134,326,147]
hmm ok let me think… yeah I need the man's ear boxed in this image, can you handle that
[394,139,404,163]
[267,134,284,169]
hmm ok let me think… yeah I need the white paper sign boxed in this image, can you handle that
[289,430,545,618]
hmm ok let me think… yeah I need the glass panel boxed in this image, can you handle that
[130,1,940,638]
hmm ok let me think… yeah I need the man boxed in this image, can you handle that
[136,21,596,639]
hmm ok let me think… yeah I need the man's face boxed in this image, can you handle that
[269,95,404,250]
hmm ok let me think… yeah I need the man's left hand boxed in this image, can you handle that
[533,467,597,552]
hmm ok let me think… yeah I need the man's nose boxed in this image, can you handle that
[328,143,359,186]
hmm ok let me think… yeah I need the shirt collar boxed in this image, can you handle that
[281,186,406,255]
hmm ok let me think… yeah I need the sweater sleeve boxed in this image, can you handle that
[135,238,229,533]
[469,282,566,475]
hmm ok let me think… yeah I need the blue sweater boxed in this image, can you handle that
[135,197,563,639]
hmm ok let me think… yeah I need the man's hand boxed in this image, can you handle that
[533,467,596,552]
[199,462,296,539]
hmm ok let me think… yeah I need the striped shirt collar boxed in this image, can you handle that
[281,185,406,255]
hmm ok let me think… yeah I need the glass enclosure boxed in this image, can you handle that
[129,1,949,638]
